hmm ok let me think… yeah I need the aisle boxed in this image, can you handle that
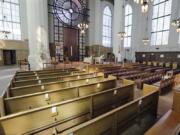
[0,66,19,96]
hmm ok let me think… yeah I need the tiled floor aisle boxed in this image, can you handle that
[0,66,19,96]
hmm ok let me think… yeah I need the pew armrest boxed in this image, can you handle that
[145,110,180,135]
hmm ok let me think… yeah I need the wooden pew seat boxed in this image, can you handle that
[145,110,180,135]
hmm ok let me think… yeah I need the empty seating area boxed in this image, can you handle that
[0,65,162,135]
[1,0,180,134]
[0,63,179,134]
[145,88,180,135]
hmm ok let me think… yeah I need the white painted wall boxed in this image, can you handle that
[18,0,180,63]
[88,0,114,46]
[19,0,28,41]
[89,0,180,62]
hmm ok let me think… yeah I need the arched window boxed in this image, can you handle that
[124,4,132,48]
[151,0,172,46]
[102,6,112,47]
[0,0,21,40]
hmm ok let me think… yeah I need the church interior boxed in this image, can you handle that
[0,0,180,134]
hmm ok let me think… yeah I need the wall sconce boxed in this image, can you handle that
[41,85,45,90]
[45,93,50,101]
[113,90,117,95]
[36,76,39,79]
[51,106,58,117]
[77,75,80,79]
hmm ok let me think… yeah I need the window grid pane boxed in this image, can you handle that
[102,6,112,47]
[0,0,21,40]
[124,4,132,48]
[151,0,172,46]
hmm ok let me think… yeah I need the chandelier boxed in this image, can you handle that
[134,0,153,13]
[171,0,180,33]
[171,20,180,32]
[142,38,150,45]
[117,32,126,40]
[77,21,88,34]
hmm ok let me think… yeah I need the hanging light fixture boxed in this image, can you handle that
[77,22,88,34]
[77,7,89,35]
[142,16,150,45]
[117,0,126,40]
[176,24,180,33]
[117,32,126,40]
[171,0,180,32]
[142,38,150,45]
[141,1,149,13]
[134,0,153,13]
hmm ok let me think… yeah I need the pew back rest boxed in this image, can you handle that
[4,79,116,115]
[173,90,180,113]
[60,84,159,135]
[0,84,134,135]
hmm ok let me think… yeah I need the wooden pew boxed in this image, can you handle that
[15,68,78,76]
[112,70,141,80]
[12,72,99,87]
[14,70,84,81]
[136,74,163,89]
[58,84,159,135]
[145,88,180,135]
[9,75,107,97]
[0,80,134,135]
[153,77,174,94]
[119,72,149,80]
[4,78,116,115]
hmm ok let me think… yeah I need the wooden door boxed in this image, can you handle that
[63,27,79,61]
[3,50,16,65]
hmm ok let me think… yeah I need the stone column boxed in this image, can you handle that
[26,0,50,70]
[112,0,124,58]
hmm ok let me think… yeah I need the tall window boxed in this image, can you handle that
[102,6,112,47]
[124,4,132,48]
[151,0,172,46]
[0,0,21,40]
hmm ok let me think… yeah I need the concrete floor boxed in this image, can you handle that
[0,66,19,96]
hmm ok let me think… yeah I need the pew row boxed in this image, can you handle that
[4,77,117,115]
[9,74,108,97]
[14,70,84,81]
[0,80,134,135]
[145,88,180,135]
[15,68,78,77]
[58,84,159,135]
[12,72,100,88]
